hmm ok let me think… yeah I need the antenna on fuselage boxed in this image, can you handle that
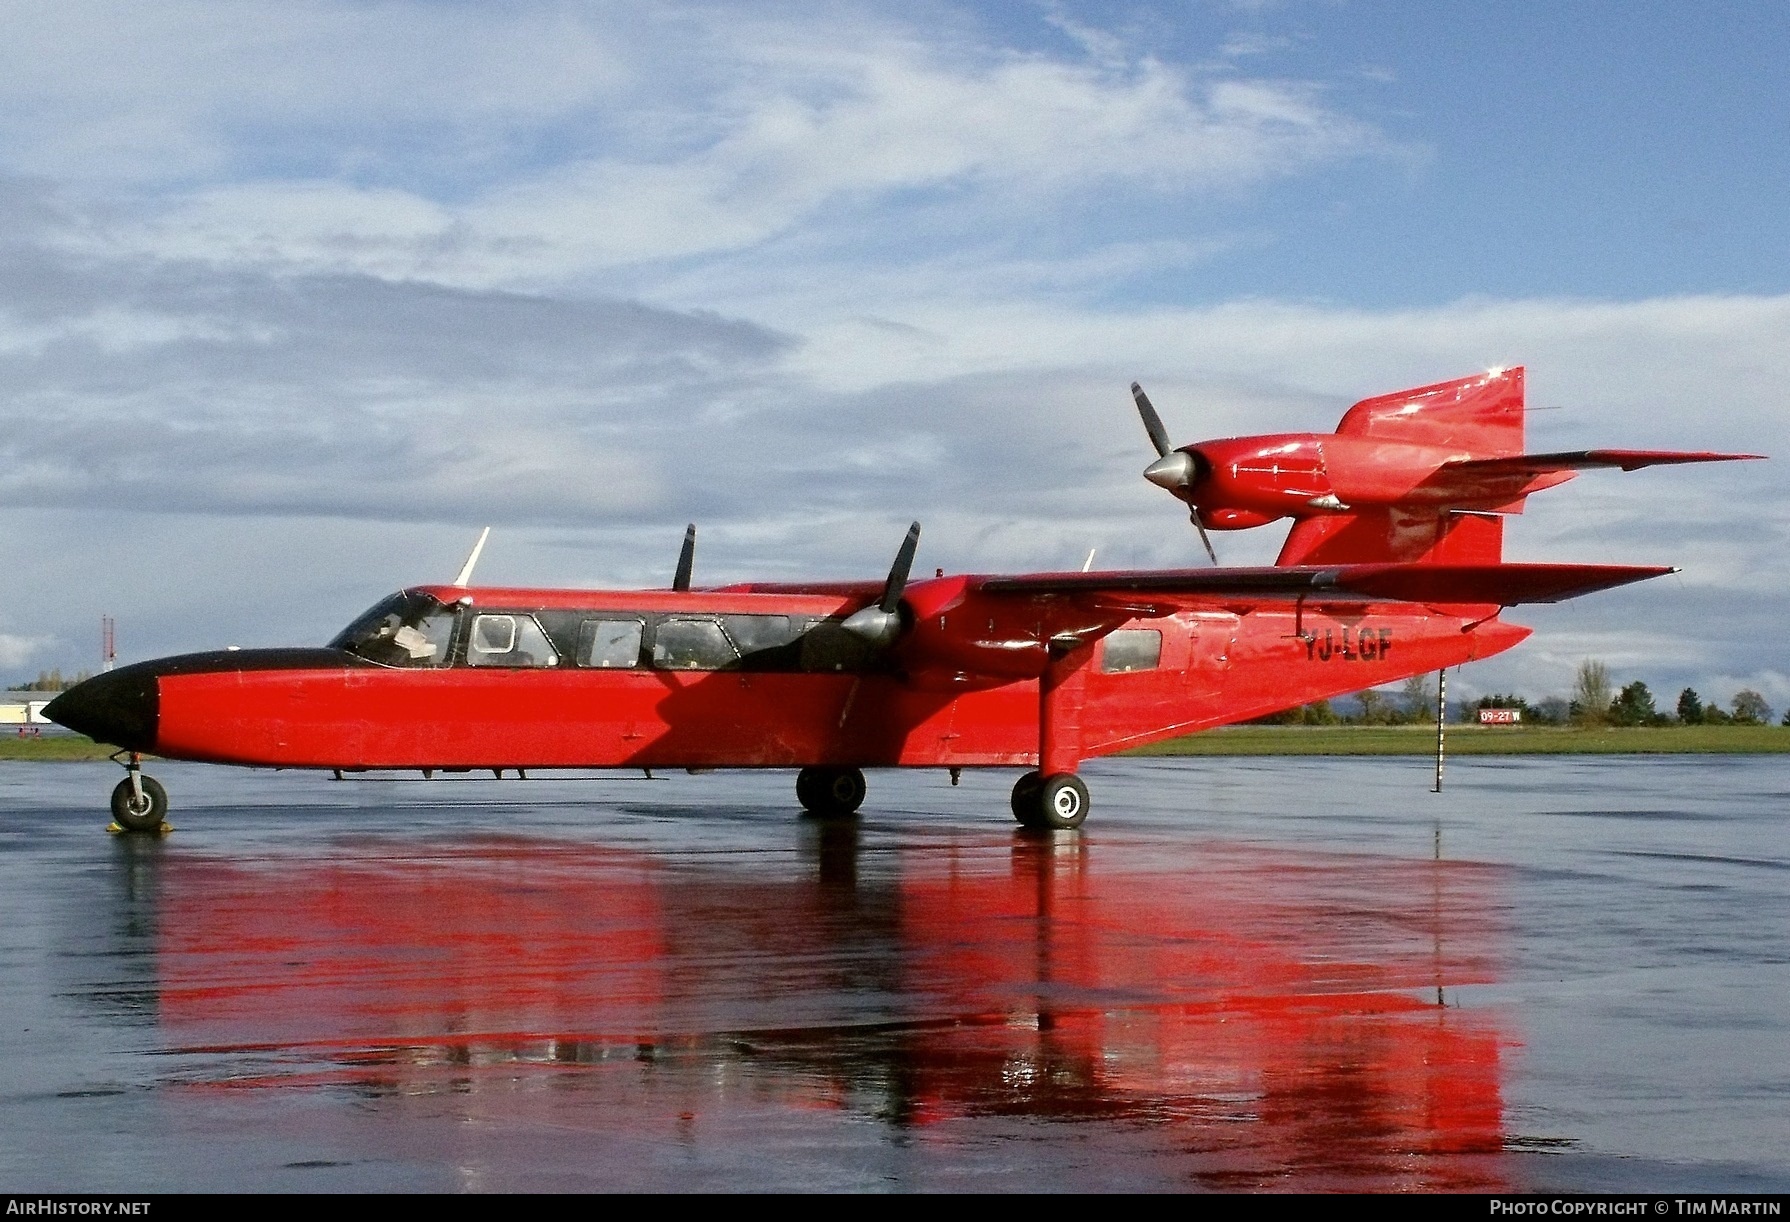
[453,527,491,586]
[673,524,696,592]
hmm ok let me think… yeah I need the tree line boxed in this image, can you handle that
[1255,661,1779,727]
[1523,659,1777,727]
[5,669,92,692]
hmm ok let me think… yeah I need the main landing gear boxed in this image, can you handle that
[1010,770,1089,831]
[109,752,169,834]
[796,766,867,818]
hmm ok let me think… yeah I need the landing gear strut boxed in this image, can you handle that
[1011,770,1089,830]
[109,752,168,833]
[797,766,867,817]
[1013,637,1095,830]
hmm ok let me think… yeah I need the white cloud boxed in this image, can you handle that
[0,633,52,669]
[0,0,633,183]
[49,7,1385,285]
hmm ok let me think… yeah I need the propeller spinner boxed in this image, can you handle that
[1130,382,1218,565]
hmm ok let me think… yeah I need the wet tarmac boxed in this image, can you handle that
[1,755,1786,1192]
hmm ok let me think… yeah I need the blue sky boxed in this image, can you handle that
[1124,1,1790,305]
[0,0,1785,711]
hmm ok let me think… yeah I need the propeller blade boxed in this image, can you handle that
[879,521,921,614]
[1131,382,1173,458]
[1191,509,1218,565]
[843,521,922,647]
[672,523,696,592]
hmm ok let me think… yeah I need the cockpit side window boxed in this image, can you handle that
[466,614,560,668]
[330,592,458,668]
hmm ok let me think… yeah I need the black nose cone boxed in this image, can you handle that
[43,667,158,751]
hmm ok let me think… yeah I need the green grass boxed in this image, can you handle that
[1129,724,1790,756]
[0,735,123,761]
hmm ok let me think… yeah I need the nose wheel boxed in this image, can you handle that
[1011,771,1088,830]
[108,753,170,834]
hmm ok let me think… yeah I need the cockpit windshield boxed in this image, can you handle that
[329,591,458,667]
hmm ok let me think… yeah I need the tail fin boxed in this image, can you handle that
[1336,366,1524,455]
[1279,368,1523,567]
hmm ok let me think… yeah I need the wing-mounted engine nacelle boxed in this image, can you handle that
[1144,434,1337,529]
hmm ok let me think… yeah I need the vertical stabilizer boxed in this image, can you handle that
[1278,368,1524,567]
[1336,366,1525,457]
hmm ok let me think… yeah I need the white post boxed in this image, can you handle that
[1432,668,1448,793]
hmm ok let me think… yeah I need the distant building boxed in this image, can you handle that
[0,698,54,726]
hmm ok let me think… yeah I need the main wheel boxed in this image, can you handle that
[110,775,168,833]
[1023,773,1089,831]
[796,766,867,817]
[1010,770,1043,824]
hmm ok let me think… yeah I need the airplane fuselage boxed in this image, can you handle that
[58,582,1527,773]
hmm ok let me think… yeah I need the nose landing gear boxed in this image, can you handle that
[108,752,170,834]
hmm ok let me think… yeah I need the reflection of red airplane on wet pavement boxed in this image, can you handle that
[48,366,1757,830]
[142,833,1511,1189]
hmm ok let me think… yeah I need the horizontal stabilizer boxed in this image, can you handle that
[1445,449,1763,475]
[975,561,1673,606]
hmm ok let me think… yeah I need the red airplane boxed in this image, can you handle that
[47,366,1757,833]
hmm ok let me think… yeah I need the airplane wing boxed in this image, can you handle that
[1442,449,1763,475]
[974,562,1673,607]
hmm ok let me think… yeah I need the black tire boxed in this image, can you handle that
[1010,770,1043,824]
[1030,773,1089,830]
[797,766,867,817]
[110,775,168,833]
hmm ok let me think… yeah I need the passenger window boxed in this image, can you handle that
[722,614,794,653]
[652,618,739,671]
[578,619,644,668]
[721,614,802,669]
[1101,629,1162,673]
[466,614,560,668]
